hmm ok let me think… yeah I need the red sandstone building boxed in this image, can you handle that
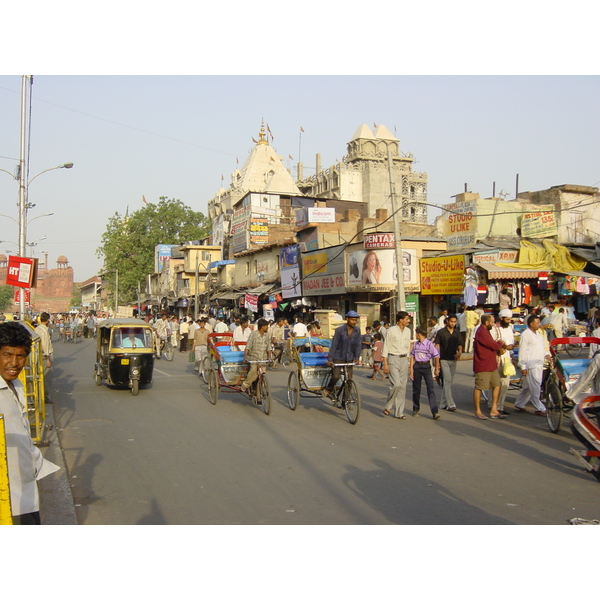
[0,252,76,314]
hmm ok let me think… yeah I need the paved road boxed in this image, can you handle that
[49,336,599,524]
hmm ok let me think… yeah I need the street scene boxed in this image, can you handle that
[1,74,599,544]
[38,335,599,525]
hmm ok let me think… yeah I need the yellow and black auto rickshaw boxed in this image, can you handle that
[94,319,155,395]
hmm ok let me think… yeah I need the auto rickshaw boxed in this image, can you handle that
[94,319,155,395]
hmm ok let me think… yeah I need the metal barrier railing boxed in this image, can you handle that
[0,416,12,525]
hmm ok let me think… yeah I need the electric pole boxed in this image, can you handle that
[387,151,406,314]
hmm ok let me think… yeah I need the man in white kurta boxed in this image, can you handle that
[515,316,550,414]
[0,322,59,524]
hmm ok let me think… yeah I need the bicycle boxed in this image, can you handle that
[270,341,294,370]
[156,336,175,361]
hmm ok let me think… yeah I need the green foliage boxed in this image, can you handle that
[97,197,210,302]
[0,285,14,312]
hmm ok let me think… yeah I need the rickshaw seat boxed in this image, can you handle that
[218,350,245,364]
[560,358,591,380]
[299,352,329,368]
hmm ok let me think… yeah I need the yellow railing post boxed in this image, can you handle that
[0,415,13,525]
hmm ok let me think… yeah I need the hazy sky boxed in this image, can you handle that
[1,74,598,281]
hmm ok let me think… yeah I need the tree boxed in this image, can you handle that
[97,197,211,303]
[0,285,15,312]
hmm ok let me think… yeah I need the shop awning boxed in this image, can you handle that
[479,264,541,279]
[246,283,275,295]
[212,292,244,300]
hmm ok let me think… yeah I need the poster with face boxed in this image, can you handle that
[347,249,417,286]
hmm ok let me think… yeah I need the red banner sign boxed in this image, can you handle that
[6,256,38,289]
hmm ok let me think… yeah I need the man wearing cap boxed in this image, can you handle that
[192,318,210,372]
[324,311,362,400]
[382,311,412,418]
[490,309,515,415]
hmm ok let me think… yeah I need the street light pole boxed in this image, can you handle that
[17,75,28,318]
[387,151,406,314]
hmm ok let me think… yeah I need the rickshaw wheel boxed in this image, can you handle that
[546,380,563,433]
[201,356,211,384]
[343,379,360,425]
[94,368,103,386]
[566,344,583,358]
[258,375,271,415]
[131,380,139,396]
[208,368,218,405]
[287,371,299,410]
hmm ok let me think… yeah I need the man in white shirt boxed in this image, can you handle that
[214,317,229,334]
[490,309,515,415]
[233,317,252,350]
[292,317,308,339]
[179,318,190,352]
[0,322,59,524]
[382,311,412,419]
[36,312,54,404]
[514,315,550,415]
[187,318,199,352]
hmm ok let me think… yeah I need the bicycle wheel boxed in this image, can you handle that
[258,375,271,415]
[545,380,563,433]
[287,370,299,410]
[566,343,583,358]
[282,349,293,370]
[163,340,175,361]
[207,368,218,405]
[201,356,211,384]
[343,379,360,424]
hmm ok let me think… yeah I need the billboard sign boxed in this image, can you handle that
[301,246,345,296]
[473,250,518,265]
[420,255,465,295]
[364,233,395,249]
[521,210,558,238]
[444,201,477,248]
[280,245,301,299]
[346,248,418,291]
[295,207,335,228]
[155,244,178,273]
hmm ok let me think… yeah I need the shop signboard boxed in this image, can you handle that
[521,209,558,238]
[443,201,477,249]
[231,206,251,235]
[14,288,31,304]
[364,233,395,249]
[301,246,345,296]
[472,250,518,264]
[295,206,335,228]
[346,248,418,292]
[419,255,465,295]
[155,244,178,273]
[249,216,268,244]
[232,230,248,254]
[245,293,258,312]
[405,293,419,313]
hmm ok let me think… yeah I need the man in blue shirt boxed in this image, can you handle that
[324,311,362,400]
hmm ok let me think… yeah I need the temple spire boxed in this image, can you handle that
[257,119,268,145]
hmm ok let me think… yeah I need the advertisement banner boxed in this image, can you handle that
[521,210,558,238]
[444,201,477,248]
[364,233,395,249]
[473,250,518,264]
[295,207,335,228]
[231,206,251,235]
[14,288,31,303]
[280,245,301,299]
[301,246,345,296]
[155,244,178,273]
[249,216,268,244]
[420,255,465,295]
[6,256,38,289]
[245,294,258,312]
[346,248,417,291]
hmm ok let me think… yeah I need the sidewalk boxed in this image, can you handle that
[38,403,78,525]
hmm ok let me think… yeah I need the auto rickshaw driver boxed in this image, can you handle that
[122,329,145,348]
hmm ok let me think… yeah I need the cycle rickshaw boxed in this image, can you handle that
[570,394,600,482]
[204,333,271,415]
[285,337,360,424]
[542,335,600,433]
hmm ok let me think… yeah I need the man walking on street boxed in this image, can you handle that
[473,314,507,420]
[410,326,441,419]
[434,313,462,412]
[192,318,210,373]
[514,314,550,416]
[36,312,54,404]
[382,311,412,419]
